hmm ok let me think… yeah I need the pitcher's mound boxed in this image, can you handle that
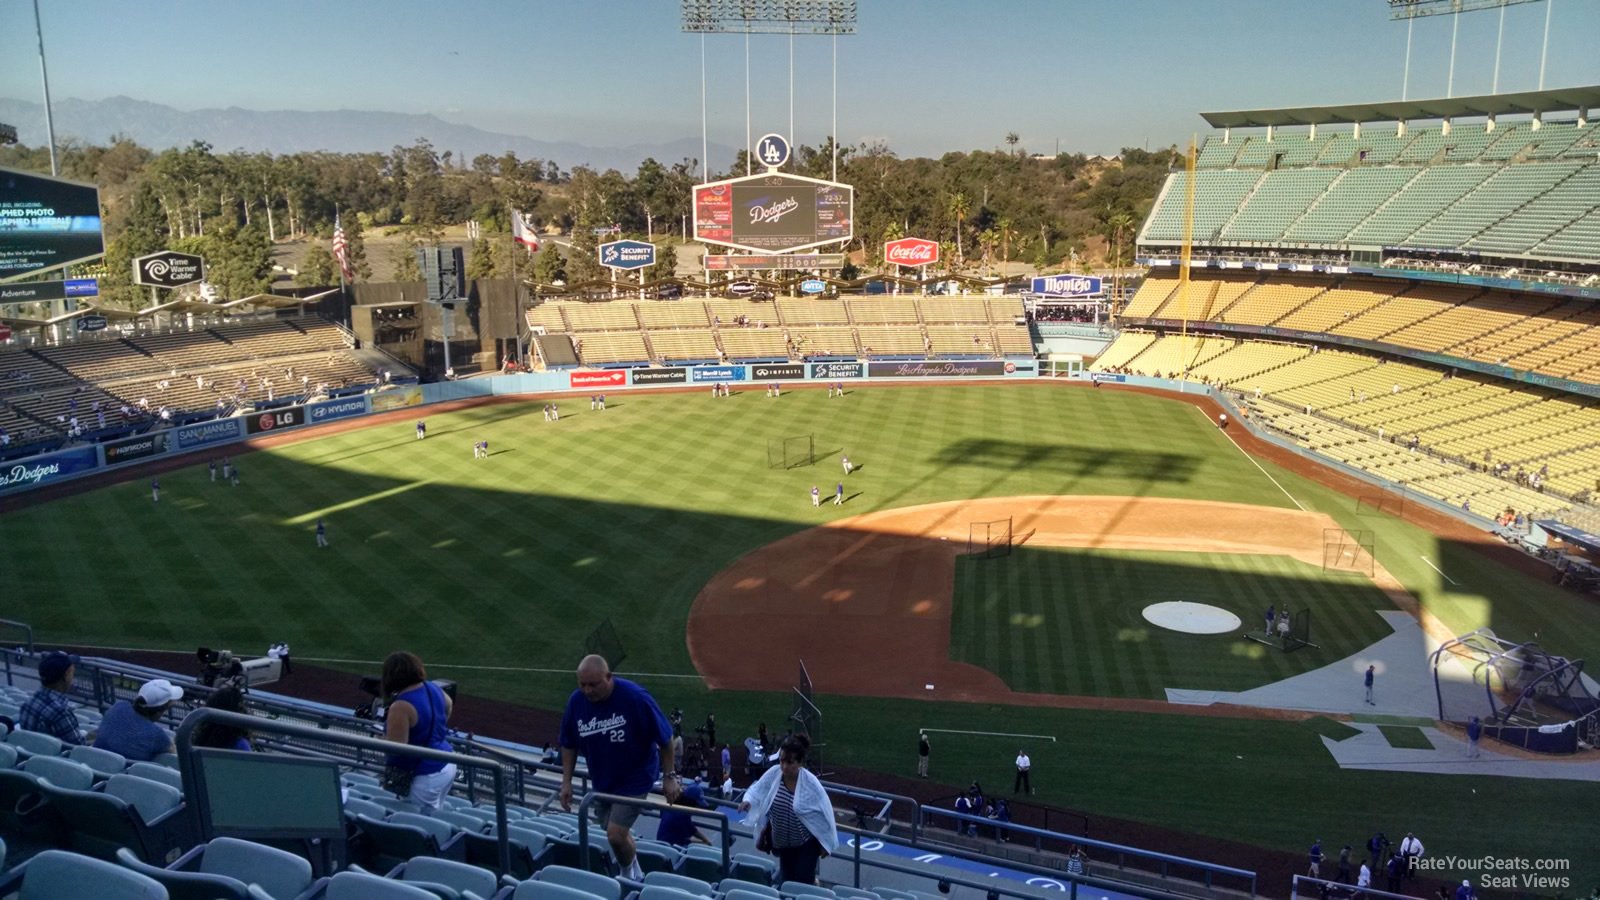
[1143,601,1242,635]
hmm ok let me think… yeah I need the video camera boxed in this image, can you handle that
[197,646,285,691]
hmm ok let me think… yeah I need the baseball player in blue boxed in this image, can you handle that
[416,420,426,440]
[834,482,844,505]
[151,479,160,503]
[810,486,820,507]
[315,519,328,548]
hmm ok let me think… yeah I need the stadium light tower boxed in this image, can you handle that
[681,1,856,182]
[1388,0,1549,98]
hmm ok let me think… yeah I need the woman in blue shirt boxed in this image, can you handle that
[381,651,456,811]
[192,684,253,752]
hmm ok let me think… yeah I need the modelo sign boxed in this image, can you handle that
[598,240,656,271]
[134,250,205,289]
[884,237,938,268]
[1031,275,1102,298]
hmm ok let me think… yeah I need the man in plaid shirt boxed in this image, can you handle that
[18,652,83,745]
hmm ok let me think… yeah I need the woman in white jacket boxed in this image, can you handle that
[738,734,839,885]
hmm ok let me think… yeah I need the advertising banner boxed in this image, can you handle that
[103,431,171,464]
[174,417,244,451]
[1002,361,1038,377]
[629,367,687,385]
[689,366,746,383]
[884,237,939,268]
[1031,275,1103,297]
[868,361,1008,378]
[809,362,864,379]
[75,315,109,332]
[0,446,100,495]
[0,166,105,281]
[570,370,628,389]
[703,254,846,271]
[370,387,423,412]
[598,240,657,271]
[750,363,805,380]
[245,406,306,435]
[308,396,369,423]
[133,251,206,289]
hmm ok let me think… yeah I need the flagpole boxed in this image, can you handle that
[510,205,524,367]
[334,207,348,327]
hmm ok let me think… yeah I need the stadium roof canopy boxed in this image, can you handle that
[1201,84,1600,129]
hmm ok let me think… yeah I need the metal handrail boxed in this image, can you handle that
[174,708,515,875]
[820,780,919,843]
[0,620,35,652]
[575,790,735,873]
[923,807,1255,895]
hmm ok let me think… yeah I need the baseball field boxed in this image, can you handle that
[6,382,1599,886]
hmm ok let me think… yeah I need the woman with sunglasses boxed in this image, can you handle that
[738,734,838,885]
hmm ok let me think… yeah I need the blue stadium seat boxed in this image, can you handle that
[387,855,503,899]
[537,864,623,900]
[126,761,184,792]
[352,812,462,873]
[5,728,64,760]
[35,776,187,864]
[641,886,708,900]
[779,883,835,900]
[20,754,96,790]
[643,871,715,897]
[460,824,551,881]
[0,849,168,900]
[716,880,780,899]
[432,809,491,833]
[512,881,606,900]
[727,856,776,887]
[678,846,725,883]
[104,773,184,822]
[633,842,682,875]
[830,887,878,900]
[346,797,390,822]
[0,743,17,769]
[115,846,275,900]
[325,868,441,899]
[868,890,916,900]
[548,833,613,875]
[69,744,129,779]
[723,890,781,900]
[169,836,321,900]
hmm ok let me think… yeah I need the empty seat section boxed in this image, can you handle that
[791,327,858,358]
[917,298,989,324]
[776,299,849,326]
[564,304,642,332]
[635,301,710,329]
[1119,274,1179,319]
[648,330,721,363]
[845,298,919,324]
[574,333,650,366]
[718,328,790,361]
[855,326,926,357]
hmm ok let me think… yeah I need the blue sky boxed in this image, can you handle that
[2,0,1597,158]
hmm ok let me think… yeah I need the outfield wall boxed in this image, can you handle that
[0,361,1041,496]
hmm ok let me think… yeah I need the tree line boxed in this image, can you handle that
[0,135,1176,307]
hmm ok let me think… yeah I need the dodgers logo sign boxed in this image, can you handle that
[598,240,657,271]
[1031,275,1103,298]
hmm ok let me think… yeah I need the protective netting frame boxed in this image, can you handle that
[790,659,830,775]
[584,617,627,672]
[966,517,1014,559]
[1430,628,1600,754]
[767,434,815,469]
[1322,528,1375,576]
[1244,606,1317,651]
[1355,486,1407,518]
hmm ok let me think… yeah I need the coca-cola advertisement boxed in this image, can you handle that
[884,237,939,268]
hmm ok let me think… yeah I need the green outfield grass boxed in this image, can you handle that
[6,383,1600,885]
[950,547,1398,697]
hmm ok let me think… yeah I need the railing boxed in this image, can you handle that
[1290,874,1418,900]
[924,793,1088,849]
[0,619,34,652]
[176,708,518,876]
[575,791,737,873]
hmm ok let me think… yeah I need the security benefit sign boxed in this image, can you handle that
[0,166,105,281]
[134,250,206,289]
[598,240,656,271]
[693,173,853,254]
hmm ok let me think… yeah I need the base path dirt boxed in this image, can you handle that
[688,495,1390,719]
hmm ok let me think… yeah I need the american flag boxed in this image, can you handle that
[332,215,354,282]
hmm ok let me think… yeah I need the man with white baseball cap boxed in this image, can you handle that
[93,678,184,761]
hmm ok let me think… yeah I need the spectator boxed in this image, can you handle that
[1065,845,1088,877]
[192,684,253,751]
[94,678,183,761]
[954,789,977,836]
[738,734,838,886]
[657,779,714,848]
[379,651,457,812]
[18,652,83,745]
[917,731,931,778]
[559,654,678,881]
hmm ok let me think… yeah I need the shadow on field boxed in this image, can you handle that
[930,438,1200,484]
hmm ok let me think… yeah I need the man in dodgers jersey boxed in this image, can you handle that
[560,655,680,879]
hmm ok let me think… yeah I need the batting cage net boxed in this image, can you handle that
[767,434,816,469]
[584,618,627,671]
[1245,607,1316,651]
[1430,629,1600,753]
[966,517,1014,559]
[1322,528,1376,576]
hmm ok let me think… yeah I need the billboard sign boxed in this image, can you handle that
[0,446,99,495]
[630,367,687,385]
[754,132,791,168]
[689,366,746,383]
[800,279,826,294]
[703,253,845,271]
[174,417,243,451]
[103,431,170,464]
[868,361,1009,378]
[308,396,369,423]
[570,370,627,389]
[750,363,805,380]
[809,361,864,379]
[598,240,657,271]
[246,405,306,435]
[884,237,939,268]
[75,314,109,332]
[693,172,853,254]
[1031,274,1103,297]
[0,166,105,282]
[134,250,206,289]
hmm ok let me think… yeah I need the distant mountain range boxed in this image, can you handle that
[0,96,737,174]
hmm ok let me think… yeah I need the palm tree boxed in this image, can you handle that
[1004,132,1020,157]
[946,192,970,266]
[997,217,1014,278]
[1107,211,1136,301]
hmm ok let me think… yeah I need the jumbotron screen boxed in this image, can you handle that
[0,167,104,281]
[693,173,852,255]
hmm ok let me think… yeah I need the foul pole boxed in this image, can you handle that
[1178,135,1198,389]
